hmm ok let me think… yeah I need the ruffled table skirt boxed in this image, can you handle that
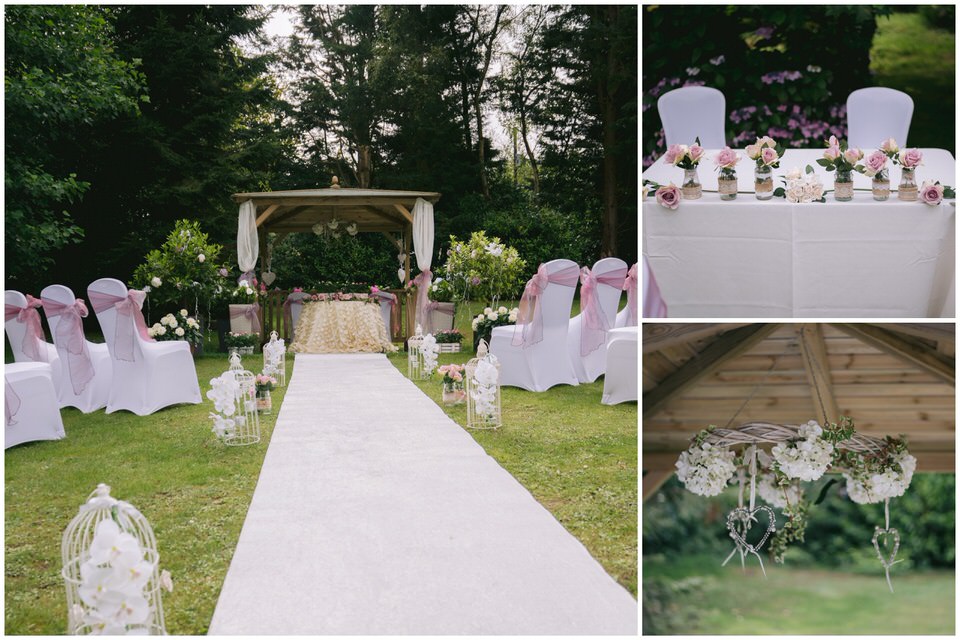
[289,301,397,354]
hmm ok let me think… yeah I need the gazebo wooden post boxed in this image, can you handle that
[403,225,413,340]
[257,223,267,341]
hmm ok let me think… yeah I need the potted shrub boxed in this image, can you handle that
[225,331,258,355]
[434,329,464,353]
[471,306,518,352]
[147,310,204,356]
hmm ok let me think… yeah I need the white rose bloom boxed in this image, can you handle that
[497,306,507,314]
[486,311,498,321]
[180,309,188,317]
[170,319,178,328]
[147,328,156,337]
[785,167,803,181]
[175,327,185,337]
[803,178,824,201]
[187,318,198,327]
[484,307,493,314]
[471,319,479,331]
[246,288,254,296]
[157,326,167,336]
[238,279,249,288]
[151,277,162,287]
[198,253,205,263]
[152,323,162,331]
[508,311,518,322]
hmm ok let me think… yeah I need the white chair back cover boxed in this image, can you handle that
[5,289,63,389]
[846,87,913,149]
[40,284,112,413]
[602,327,638,405]
[568,257,628,383]
[286,292,311,341]
[87,278,201,415]
[489,259,580,392]
[657,86,726,148]
[5,362,65,448]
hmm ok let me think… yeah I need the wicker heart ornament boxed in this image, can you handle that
[726,505,777,553]
[261,271,277,286]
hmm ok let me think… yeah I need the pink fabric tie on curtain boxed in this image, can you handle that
[623,263,638,327]
[41,296,95,394]
[5,379,21,426]
[282,295,304,338]
[578,266,628,357]
[643,257,668,318]
[411,270,433,333]
[512,264,580,348]
[4,296,48,362]
[230,302,261,335]
[89,289,155,362]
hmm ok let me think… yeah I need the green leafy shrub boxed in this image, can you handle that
[443,231,526,305]
[919,5,955,30]
[224,332,258,348]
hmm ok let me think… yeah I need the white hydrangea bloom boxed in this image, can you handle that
[757,473,804,509]
[771,420,834,481]
[844,451,917,504]
[675,443,737,497]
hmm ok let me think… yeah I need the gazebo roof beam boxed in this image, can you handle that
[798,324,841,425]
[831,323,955,386]
[255,204,280,227]
[642,323,751,353]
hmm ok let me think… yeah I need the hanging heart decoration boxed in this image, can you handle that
[261,271,277,286]
[726,505,776,553]
[872,527,900,568]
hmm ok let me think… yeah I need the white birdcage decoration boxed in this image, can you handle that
[466,339,502,430]
[61,484,168,635]
[407,324,434,380]
[262,330,286,387]
[211,353,260,446]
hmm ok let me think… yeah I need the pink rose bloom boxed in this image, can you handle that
[920,181,944,206]
[758,135,776,148]
[745,143,761,160]
[863,150,887,176]
[656,184,681,210]
[714,147,740,169]
[880,137,899,153]
[823,145,841,161]
[899,148,923,169]
[370,285,380,294]
[293,287,303,293]
[688,144,704,162]
[663,144,681,165]
[827,135,839,148]
[843,148,863,164]
[760,147,779,166]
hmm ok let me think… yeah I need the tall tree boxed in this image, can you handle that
[4,5,146,288]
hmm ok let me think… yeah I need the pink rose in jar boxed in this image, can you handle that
[688,144,705,163]
[758,135,776,148]
[827,135,839,148]
[663,144,682,165]
[880,137,899,154]
[760,147,779,166]
[898,148,923,169]
[745,143,761,160]
[714,147,740,169]
[843,148,863,164]
[655,183,681,210]
[919,181,944,206]
[823,145,841,162]
[863,150,887,177]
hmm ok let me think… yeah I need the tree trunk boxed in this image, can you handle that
[519,114,540,194]
[357,144,372,188]
[598,6,619,258]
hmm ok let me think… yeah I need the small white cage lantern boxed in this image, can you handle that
[262,330,286,387]
[61,484,167,635]
[407,324,424,380]
[466,339,502,430]
[223,353,260,446]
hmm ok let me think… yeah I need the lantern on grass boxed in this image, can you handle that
[62,484,168,635]
[263,330,286,387]
[407,324,438,380]
[208,354,260,446]
[466,339,501,430]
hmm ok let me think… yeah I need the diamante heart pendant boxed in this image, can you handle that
[726,505,777,553]
[872,527,900,567]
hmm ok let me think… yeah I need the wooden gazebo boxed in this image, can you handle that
[231,183,441,338]
[643,323,955,500]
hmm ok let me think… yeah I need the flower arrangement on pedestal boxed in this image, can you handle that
[471,306,518,350]
[148,310,202,347]
[675,418,915,591]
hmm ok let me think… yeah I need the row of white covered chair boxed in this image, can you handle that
[489,258,638,397]
[5,278,201,429]
[658,86,914,150]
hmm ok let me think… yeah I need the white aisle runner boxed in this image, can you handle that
[208,354,637,635]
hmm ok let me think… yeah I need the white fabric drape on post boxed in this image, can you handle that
[412,197,434,272]
[237,200,259,275]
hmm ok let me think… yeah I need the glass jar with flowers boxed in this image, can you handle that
[254,374,276,413]
[437,364,466,405]
[746,136,783,200]
[664,138,705,199]
[816,135,861,202]
[855,149,890,201]
[895,147,923,201]
[713,147,741,200]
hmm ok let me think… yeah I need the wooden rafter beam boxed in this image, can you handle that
[798,324,841,424]
[393,203,413,224]
[642,323,781,419]
[363,205,406,225]
[831,323,955,386]
[642,323,750,353]
[642,470,673,502]
[264,206,309,229]
[874,323,955,345]
[255,204,280,227]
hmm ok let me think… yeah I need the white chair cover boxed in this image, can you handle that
[567,257,628,383]
[5,290,63,394]
[285,292,311,341]
[5,362,65,448]
[87,278,201,415]
[847,87,914,149]
[657,86,726,148]
[601,327,638,405]
[229,303,259,334]
[489,259,580,392]
[40,284,112,413]
[378,300,393,340]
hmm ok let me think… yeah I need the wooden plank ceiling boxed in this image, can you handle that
[643,323,956,474]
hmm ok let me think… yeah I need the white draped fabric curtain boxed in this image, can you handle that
[412,197,434,272]
[237,200,258,277]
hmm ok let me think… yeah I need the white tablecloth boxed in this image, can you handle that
[642,148,956,317]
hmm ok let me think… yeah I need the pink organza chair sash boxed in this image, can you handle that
[425,301,454,315]
[230,302,262,335]
[4,295,48,362]
[282,295,304,337]
[5,379,21,426]
[512,264,580,348]
[41,296,96,394]
[578,266,627,357]
[411,270,433,333]
[88,289,155,362]
[643,257,667,318]
[623,263,638,326]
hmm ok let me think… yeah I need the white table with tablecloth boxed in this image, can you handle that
[642,148,956,317]
[288,300,397,354]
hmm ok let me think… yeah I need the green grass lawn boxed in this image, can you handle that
[5,301,637,633]
[871,12,955,154]
[643,553,955,635]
